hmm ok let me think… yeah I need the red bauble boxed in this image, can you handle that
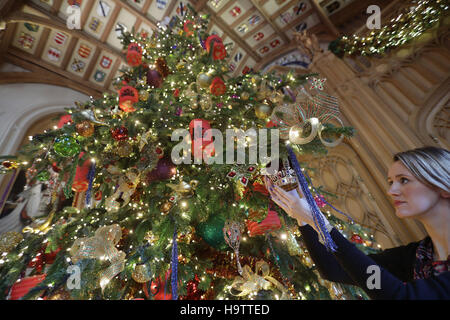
[119,86,138,112]
[212,41,226,60]
[247,205,281,237]
[179,275,203,300]
[126,43,143,67]
[57,114,72,129]
[209,77,226,96]
[111,126,128,141]
[72,152,91,193]
[205,35,223,53]
[9,274,46,300]
[351,234,364,244]
[189,119,214,161]
[146,69,162,88]
[143,271,172,300]
[183,20,195,36]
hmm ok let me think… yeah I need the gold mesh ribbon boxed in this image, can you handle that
[230,260,290,299]
[70,224,125,291]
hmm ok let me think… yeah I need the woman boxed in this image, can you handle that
[265,146,449,299]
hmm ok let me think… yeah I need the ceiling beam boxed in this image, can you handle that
[113,0,157,29]
[0,0,25,20]
[249,0,290,44]
[6,6,123,58]
[253,22,325,71]
[309,0,340,37]
[2,53,103,97]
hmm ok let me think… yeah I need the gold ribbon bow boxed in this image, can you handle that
[70,224,125,291]
[230,260,290,299]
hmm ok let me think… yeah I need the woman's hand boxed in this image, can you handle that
[264,176,314,227]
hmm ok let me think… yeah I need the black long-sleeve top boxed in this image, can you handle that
[299,224,450,299]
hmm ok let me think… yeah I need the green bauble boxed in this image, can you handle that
[54,135,81,157]
[36,171,50,181]
[196,214,227,251]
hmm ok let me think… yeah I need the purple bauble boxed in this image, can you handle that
[146,69,163,88]
[146,156,176,182]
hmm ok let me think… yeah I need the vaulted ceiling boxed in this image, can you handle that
[0,0,387,97]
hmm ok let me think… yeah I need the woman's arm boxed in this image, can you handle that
[299,224,357,285]
[329,228,450,299]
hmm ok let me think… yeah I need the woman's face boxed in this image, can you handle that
[387,161,441,219]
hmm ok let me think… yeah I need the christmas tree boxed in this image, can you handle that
[0,7,379,300]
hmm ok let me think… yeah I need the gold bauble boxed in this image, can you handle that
[46,288,71,300]
[0,231,23,253]
[116,141,133,158]
[197,72,212,88]
[255,103,272,119]
[139,89,150,101]
[240,92,250,101]
[132,264,152,283]
[76,121,95,137]
[161,201,173,214]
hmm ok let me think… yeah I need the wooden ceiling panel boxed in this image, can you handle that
[82,0,117,40]
[207,0,230,13]
[220,0,253,25]
[255,34,284,57]
[126,0,146,11]
[233,11,264,37]
[106,8,137,50]
[40,28,72,67]
[147,0,169,21]
[65,38,97,78]
[245,23,275,48]
[11,22,45,55]
[273,0,310,29]
[89,49,117,86]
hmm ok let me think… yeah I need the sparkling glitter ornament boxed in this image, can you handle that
[132,264,152,283]
[0,231,23,253]
[155,57,170,78]
[265,158,298,192]
[197,214,227,250]
[223,220,243,275]
[54,135,81,157]
[76,121,94,137]
[111,126,128,141]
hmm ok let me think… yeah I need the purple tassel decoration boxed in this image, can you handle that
[171,227,178,300]
[287,146,337,252]
[85,161,96,206]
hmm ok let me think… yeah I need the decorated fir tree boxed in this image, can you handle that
[0,7,379,300]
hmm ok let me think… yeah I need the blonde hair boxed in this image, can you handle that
[393,146,450,192]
